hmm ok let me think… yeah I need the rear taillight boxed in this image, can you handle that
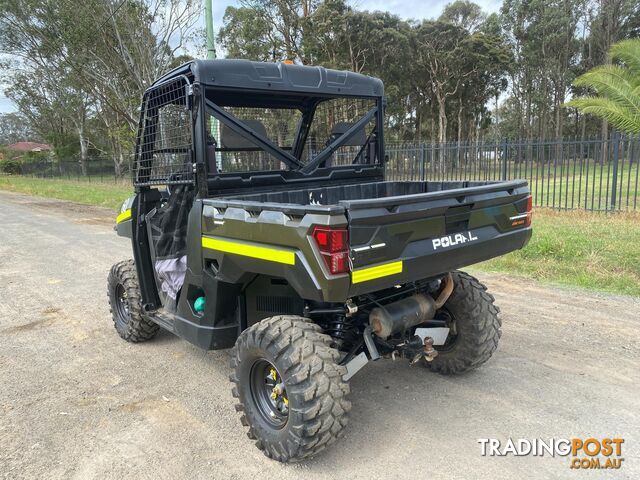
[312,226,350,274]
[525,195,533,227]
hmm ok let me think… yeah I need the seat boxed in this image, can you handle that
[220,119,269,149]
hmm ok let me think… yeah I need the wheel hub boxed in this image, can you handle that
[250,360,289,428]
[113,283,130,329]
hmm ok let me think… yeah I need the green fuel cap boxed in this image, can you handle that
[194,296,206,313]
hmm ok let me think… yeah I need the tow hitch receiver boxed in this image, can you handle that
[396,335,439,365]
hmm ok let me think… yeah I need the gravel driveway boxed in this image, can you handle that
[0,191,638,479]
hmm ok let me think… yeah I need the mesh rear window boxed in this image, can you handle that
[207,108,298,173]
[206,96,376,173]
[302,97,376,166]
[135,77,193,186]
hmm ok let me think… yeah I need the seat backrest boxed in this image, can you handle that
[329,122,367,146]
[220,119,269,149]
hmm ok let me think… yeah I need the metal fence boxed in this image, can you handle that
[16,157,132,183]
[8,135,640,212]
[384,135,640,212]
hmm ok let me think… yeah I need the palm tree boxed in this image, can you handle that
[567,38,640,134]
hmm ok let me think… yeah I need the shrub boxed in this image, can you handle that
[0,159,23,175]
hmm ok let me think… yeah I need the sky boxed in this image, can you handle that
[0,0,503,114]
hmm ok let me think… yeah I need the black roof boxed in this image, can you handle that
[151,59,384,98]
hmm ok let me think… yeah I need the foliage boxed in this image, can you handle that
[0,0,201,174]
[0,113,40,145]
[0,159,22,174]
[567,38,640,134]
[440,0,486,32]
[1,0,639,177]
[218,0,512,144]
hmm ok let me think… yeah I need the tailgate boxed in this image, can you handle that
[343,180,532,295]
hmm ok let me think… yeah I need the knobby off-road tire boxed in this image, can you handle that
[230,316,351,462]
[107,260,159,342]
[426,271,501,374]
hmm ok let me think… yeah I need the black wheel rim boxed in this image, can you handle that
[113,283,130,329]
[249,359,289,429]
[435,308,458,352]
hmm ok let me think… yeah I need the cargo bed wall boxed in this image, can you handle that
[223,180,502,206]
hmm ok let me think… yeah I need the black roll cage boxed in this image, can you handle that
[133,72,386,192]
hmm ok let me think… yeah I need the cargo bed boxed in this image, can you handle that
[204,179,532,298]
[223,180,513,206]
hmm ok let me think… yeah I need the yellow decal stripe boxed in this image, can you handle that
[201,236,295,265]
[116,209,132,224]
[352,260,403,284]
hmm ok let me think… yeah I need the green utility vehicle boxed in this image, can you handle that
[108,59,532,462]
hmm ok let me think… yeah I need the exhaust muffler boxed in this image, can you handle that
[369,273,454,340]
[369,294,436,340]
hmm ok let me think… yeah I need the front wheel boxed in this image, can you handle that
[107,260,159,342]
[426,271,501,374]
[230,316,351,462]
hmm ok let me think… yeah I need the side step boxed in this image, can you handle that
[145,308,176,333]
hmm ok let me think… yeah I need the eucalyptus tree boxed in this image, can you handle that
[440,0,486,33]
[0,113,39,145]
[0,0,200,172]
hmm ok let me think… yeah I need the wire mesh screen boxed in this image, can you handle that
[135,77,193,186]
[206,96,377,173]
[208,108,300,173]
[303,97,376,166]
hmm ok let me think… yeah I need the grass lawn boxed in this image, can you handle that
[1,175,638,296]
[475,209,640,297]
[0,175,131,210]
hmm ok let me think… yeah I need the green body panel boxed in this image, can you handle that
[201,201,350,303]
[199,181,531,304]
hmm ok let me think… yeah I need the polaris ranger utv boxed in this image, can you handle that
[108,59,532,462]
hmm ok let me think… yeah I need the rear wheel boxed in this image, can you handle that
[230,316,351,462]
[107,260,159,342]
[426,271,501,374]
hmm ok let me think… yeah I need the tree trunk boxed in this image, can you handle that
[554,87,564,166]
[436,92,447,173]
[601,119,608,165]
[456,100,463,169]
[78,123,88,177]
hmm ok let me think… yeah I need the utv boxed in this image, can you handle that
[108,59,532,462]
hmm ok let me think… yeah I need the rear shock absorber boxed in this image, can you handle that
[324,315,359,350]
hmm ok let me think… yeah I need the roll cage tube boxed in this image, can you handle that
[203,97,380,174]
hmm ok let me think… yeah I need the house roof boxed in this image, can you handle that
[7,142,51,152]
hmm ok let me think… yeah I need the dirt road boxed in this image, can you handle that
[1,191,638,479]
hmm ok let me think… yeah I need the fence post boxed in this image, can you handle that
[610,132,620,211]
[420,143,426,181]
[501,139,508,180]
